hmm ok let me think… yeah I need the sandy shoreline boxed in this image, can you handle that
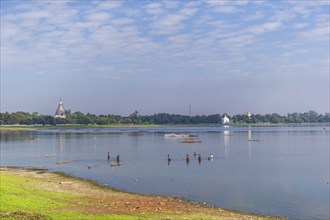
[0,167,285,220]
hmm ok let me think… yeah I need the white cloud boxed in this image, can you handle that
[149,6,198,35]
[1,1,329,115]
[271,10,296,21]
[221,34,254,46]
[204,0,253,13]
[315,13,330,27]
[282,49,308,57]
[212,6,238,13]
[292,4,310,17]
[244,11,264,21]
[20,10,51,19]
[293,23,309,29]
[163,0,179,9]
[1,1,328,84]
[111,18,135,26]
[87,12,111,22]
[300,26,329,40]
[1,23,21,40]
[96,1,122,10]
[247,22,282,34]
[145,2,165,16]
[180,7,198,16]
[123,8,142,17]
[234,0,250,6]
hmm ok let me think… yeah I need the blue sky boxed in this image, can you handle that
[1,0,329,116]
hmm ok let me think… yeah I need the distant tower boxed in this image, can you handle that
[247,111,252,119]
[189,104,191,116]
[55,99,66,118]
[222,114,230,125]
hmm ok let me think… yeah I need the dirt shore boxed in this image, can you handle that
[0,167,285,220]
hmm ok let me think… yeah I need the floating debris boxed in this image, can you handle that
[56,160,76,165]
[111,162,123,167]
[42,154,56,158]
[180,138,201,143]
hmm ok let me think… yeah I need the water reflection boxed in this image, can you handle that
[248,126,252,157]
[93,135,97,151]
[198,154,202,165]
[186,158,190,166]
[57,132,65,161]
[224,130,230,159]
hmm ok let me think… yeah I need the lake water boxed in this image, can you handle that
[1,126,329,219]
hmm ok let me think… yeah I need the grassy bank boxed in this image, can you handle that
[230,122,330,127]
[0,124,159,131]
[0,167,284,220]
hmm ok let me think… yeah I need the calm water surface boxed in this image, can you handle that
[1,126,329,219]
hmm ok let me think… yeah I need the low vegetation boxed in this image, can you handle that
[0,167,285,220]
[1,110,329,126]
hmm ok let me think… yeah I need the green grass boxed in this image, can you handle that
[0,169,285,220]
[0,172,232,220]
[0,124,160,131]
[0,172,144,220]
[231,122,330,127]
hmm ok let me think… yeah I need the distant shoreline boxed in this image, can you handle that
[1,122,329,131]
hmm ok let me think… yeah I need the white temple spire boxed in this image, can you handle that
[55,99,66,118]
[222,114,230,125]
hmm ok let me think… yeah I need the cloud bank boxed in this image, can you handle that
[1,1,329,115]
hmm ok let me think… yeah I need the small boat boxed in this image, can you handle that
[164,133,188,138]
[56,160,75,165]
[180,138,201,143]
[111,162,123,167]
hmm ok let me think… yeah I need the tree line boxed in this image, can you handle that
[0,110,329,126]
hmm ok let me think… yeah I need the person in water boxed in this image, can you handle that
[193,152,197,157]
[168,154,171,161]
[210,154,214,159]
[108,152,110,160]
[186,154,190,166]
[116,155,120,163]
[198,154,202,161]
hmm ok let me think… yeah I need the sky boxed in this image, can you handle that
[1,0,329,116]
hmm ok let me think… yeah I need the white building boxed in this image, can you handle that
[222,115,230,125]
[55,99,66,118]
[247,111,252,119]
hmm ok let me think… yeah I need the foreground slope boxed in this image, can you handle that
[0,168,284,220]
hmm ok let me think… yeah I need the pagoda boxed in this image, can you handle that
[222,114,230,125]
[247,111,252,119]
[55,99,66,118]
